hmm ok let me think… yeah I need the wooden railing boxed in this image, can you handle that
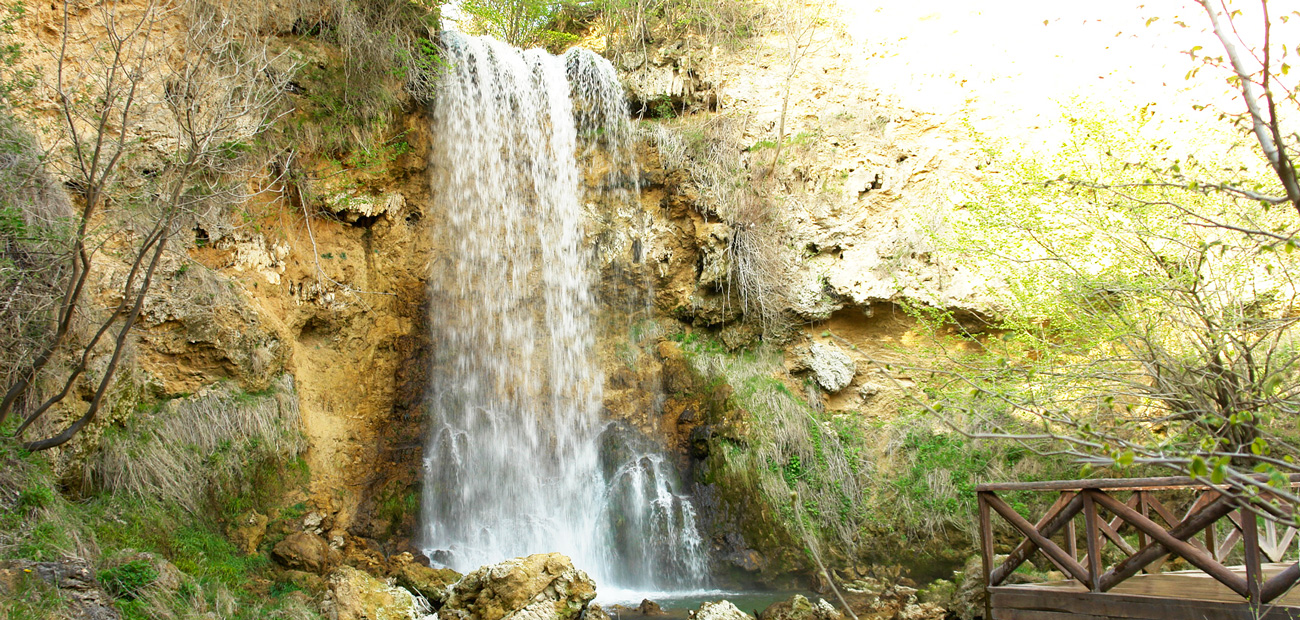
[977,476,1300,613]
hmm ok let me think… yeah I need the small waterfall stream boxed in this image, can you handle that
[421,31,708,592]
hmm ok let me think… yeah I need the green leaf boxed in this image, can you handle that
[1251,437,1268,456]
[1190,455,1208,477]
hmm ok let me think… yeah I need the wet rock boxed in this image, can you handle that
[695,600,754,620]
[639,598,665,615]
[758,594,843,620]
[273,531,341,574]
[688,425,714,458]
[581,603,613,620]
[726,549,766,573]
[438,553,596,620]
[324,565,431,620]
[227,510,269,554]
[659,342,696,394]
[792,342,856,392]
[388,552,461,607]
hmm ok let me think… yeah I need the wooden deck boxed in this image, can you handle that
[976,476,1300,620]
[990,563,1300,619]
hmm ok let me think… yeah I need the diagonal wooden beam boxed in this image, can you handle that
[988,492,1083,586]
[985,492,1092,586]
[1096,515,1138,556]
[1098,492,1238,592]
[1091,490,1249,598]
[1262,562,1300,604]
[1277,527,1297,561]
[1217,526,1243,559]
[1145,495,1211,555]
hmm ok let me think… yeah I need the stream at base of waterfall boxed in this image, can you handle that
[420,30,710,593]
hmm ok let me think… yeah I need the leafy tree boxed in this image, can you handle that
[0,0,290,450]
[458,0,576,49]
[896,1,1300,517]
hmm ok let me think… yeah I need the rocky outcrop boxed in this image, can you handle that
[791,341,857,393]
[617,38,718,117]
[0,560,120,620]
[324,565,433,620]
[439,553,596,620]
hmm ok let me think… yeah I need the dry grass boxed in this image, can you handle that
[0,112,73,399]
[687,344,869,546]
[645,117,795,335]
[85,375,304,511]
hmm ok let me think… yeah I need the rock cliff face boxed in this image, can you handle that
[11,0,991,589]
[8,0,436,550]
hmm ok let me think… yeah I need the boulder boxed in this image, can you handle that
[638,598,665,615]
[324,565,432,620]
[579,603,612,620]
[227,510,269,554]
[438,553,596,620]
[273,531,341,574]
[695,600,753,620]
[758,594,843,620]
[792,342,856,392]
[388,552,461,607]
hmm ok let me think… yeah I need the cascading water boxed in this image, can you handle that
[421,31,709,592]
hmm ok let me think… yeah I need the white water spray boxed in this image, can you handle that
[421,31,708,591]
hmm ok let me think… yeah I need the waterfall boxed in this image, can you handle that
[421,31,709,592]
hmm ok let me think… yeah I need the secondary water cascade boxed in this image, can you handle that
[420,31,709,592]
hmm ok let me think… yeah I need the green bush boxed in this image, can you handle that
[99,560,158,600]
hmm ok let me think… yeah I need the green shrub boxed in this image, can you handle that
[99,560,158,600]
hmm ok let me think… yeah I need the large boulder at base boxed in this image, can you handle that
[696,601,754,620]
[759,594,844,620]
[323,565,431,620]
[439,553,596,620]
[387,552,461,606]
[273,531,341,574]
